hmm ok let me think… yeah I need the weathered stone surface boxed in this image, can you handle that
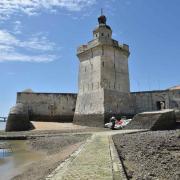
[126,109,176,130]
[17,92,77,122]
[74,15,131,127]
[175,110,180,122]
[131,89,180,114]
[104,90,134,117]
[74,114,104,127]
[29,115,74,122]
[6,103,33,132]
[6,15,180,130]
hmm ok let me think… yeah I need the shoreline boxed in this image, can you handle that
[0,122,110,140]
[0,133,90,180]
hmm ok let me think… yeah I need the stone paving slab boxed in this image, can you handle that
[48,134,113,180]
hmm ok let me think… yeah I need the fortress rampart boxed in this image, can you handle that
[16,92,77,122]
[5,14,180,131]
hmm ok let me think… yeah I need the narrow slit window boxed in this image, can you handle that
[102,61,104,67]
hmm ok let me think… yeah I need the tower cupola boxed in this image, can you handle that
[98,15,107,24]
[93,13,112,40]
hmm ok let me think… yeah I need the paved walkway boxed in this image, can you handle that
[46,130,145,180]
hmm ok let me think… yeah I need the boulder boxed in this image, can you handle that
[6,103,34,132]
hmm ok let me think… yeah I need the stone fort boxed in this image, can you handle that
[7,14,180,129]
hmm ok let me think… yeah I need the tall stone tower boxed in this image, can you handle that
[74,14,133,127]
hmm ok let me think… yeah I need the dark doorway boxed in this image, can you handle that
[156,101,165,110]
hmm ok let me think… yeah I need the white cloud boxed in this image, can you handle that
[0,29,58,62]
[0,0,97,20]
[0,53,56,62]
[0,30,56,51]
[0,0,98,62]
[13,21,22,34]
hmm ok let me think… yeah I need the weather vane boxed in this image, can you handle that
[101,8,103,16]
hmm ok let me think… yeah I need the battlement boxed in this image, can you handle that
[77,38,130,56]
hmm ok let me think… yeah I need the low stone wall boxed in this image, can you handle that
[125,109,176,130]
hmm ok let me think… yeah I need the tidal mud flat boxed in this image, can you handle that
[113,130,180,180]
[0,134,90,180]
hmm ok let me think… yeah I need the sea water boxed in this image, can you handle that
[0,141,46,180]
[0,122,6,131]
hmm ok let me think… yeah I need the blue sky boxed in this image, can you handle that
[0,0,180,116]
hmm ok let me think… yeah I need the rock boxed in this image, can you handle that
[6,103,34,132]
[175,172,180,180]
[113,130,180,180]
[127,170,134,178]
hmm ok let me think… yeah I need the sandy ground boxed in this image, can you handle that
[12,134,90,180]
[30,121,110,134]
[31,121,88,131]
[0,122,109,138]
[113,130,180,180]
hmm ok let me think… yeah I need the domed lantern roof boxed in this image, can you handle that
[98,15,107,24]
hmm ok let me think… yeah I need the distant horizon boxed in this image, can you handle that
[0,0,180,116]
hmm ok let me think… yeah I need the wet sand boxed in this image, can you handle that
[17,134,90,180]
[0,134,90,180]
[0,122,106,179]
[0,140,46,180]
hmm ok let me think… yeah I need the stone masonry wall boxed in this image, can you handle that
[131,90,180,114]
[16,92,77,122]
[104,90,134,122]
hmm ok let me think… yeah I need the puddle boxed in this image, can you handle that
[0,140,46,180]
[0,148,12,158]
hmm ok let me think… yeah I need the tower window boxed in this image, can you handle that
[102,46,104,55]
[101,33,104,36]
[102,61,104,67]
